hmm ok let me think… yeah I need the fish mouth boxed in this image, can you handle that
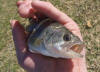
[70,44,85,53]
[61,42,85,53]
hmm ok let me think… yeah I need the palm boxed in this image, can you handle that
[22,50,73,72]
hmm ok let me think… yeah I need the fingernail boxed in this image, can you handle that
[10,20,17,28]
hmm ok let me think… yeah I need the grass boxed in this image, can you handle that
[0,0,100,72]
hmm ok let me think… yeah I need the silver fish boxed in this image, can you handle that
[27,18,84,58]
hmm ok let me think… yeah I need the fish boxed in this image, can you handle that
[27,18,84,58]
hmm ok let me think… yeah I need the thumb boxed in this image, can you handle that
[10,20,27,60]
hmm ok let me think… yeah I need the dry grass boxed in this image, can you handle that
[0,0,100,72]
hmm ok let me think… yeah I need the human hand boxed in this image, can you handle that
[10,0,87,72]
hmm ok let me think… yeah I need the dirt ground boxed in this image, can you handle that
[0,0,100,72]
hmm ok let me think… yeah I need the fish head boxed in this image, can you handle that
[45,22,84,58]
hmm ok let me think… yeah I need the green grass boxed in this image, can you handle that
[0,0,100,72]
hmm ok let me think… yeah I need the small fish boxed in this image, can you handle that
[27,18,84,58]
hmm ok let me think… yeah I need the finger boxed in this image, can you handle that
[56,55,87,72]
[71,48,87,72]
[10,20,27,58]
[56,48,87,72]
[31,1,73,24]
[17,0,36,18]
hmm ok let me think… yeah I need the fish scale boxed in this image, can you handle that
[27,18,84,58]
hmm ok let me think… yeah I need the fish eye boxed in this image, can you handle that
[63,34,71,41]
